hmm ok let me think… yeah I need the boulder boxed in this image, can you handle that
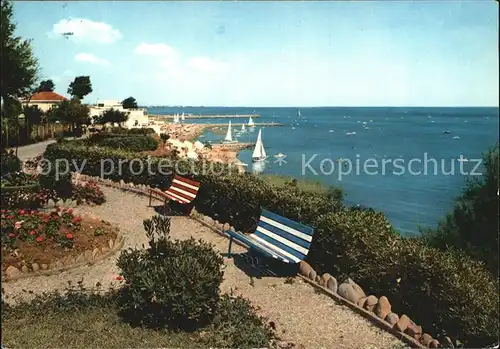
[46,199,56,208]
[326,275,338,293]
[375,296,391,319]
[41,263,48,270]
[56,199,64,207]
[384,312,400,326]
[404,322,422,340]
[298,261,314,278]
[92,248,101,260]
[120,179,125,187]
[357,297,367,307]
[420,333,433,347]
[319,273,332,287]
[31,263,40,272]
[363,295,378,312]
[443,336,454,348]
[108,239,114,249]
[308,269,317,281]
[21,265,29,273]
[429,340,440,348]
[344,278,366,298]
[394,314,411,332]
[337,283,364,304]
[5,266,21,278]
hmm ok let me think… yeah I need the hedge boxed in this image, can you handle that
[43,142,499,346]
[86,135,158,152]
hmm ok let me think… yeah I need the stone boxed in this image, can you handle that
[319,273,331,287]
[375,296,391,319]
[315,275,320,283]
[357,297,367,307]
[384,312,400,326]
[5,266,21,277]
[119,179,125,187]
[404,323,422,340]
[394,314,411,332]
[344,278,366,299]
[337,283,364,304]
[92,248,101,259]
[84,250,93,261]
[31,263,40,272]
[363,295,378,312]
[101,246,110,254]
[429,340,440,348]
[298,261,314,278]
[229,226,236,232]
[41,263,48,270]
[108,239,114,249]
[128,182,134,188]
[443,336,454,348]
[326,275,338,293]
[47,199,56,208]
[420,333,433,347]
[114,236,122,246]
[56,199,64,207]
[21,265,29,273]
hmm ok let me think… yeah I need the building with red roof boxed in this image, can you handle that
[22,91,68,112]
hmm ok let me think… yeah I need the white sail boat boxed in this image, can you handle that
[223,121,238,144]
[248,116,255,127]
[241,123,246,132]
[173,113,180,123]
[181,112,185,121]
[252,129,267,162]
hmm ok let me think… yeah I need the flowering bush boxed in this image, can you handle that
[2,188,58,209]
[1,207,81,250]
[71,181,106,205]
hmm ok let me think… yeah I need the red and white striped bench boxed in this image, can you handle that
[148,175,201,213]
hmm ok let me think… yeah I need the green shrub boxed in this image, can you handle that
[1,150,21,176]
[310,211,499,347]
[422,144,499,275]
[202,294,275,348]
[98,135,158,152]
[159,133,170,142]
[108,127,155,135]
[116,215,224,330]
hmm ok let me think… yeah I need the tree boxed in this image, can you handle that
[121,96,138,109]
[67,76,92,100]
[37,79,55,92]
[422,144,499,275]
[99,108,129,126]
[48,98,90,126]
[0,0,39,114]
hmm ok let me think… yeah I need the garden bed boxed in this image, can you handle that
[1,208,117,273]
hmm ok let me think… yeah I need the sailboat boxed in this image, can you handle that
[297,109,302,118]
[223,121,238,144]
[181,112,185,121]
[241,123,246,132]
[252,129,267,162]
[248,116,255,127]
[173,113,180,123]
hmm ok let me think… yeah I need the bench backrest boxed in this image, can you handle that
[253,209,314,262]
[165,174,201,204]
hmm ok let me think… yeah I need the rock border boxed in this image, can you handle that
[2,214,124,283]
[71,173,455,349]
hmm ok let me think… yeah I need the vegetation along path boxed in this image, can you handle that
[3,184,407,349]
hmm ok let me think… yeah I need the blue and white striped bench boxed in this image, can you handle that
[226,209,315,263]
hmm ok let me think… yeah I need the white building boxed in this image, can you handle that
[89,100,149,129]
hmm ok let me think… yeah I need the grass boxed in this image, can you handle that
[2,303,205,349]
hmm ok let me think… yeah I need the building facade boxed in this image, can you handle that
[22,91,68,112]
[89,100,149,128]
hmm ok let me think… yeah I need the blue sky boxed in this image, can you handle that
[12,1,499,107]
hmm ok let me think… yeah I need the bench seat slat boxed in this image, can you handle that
[226,230,291,263]
[254,226,307,260]
[150,175,200,204]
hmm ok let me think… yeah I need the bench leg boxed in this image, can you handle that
[227,236,233,258]
[148,191,152,207]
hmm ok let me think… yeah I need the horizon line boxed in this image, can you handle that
[138,105,500,109]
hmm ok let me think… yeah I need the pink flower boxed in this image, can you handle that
[66,233,73,239]
[36,236,44,242]
[115,275,123,281]
[14,221,23,230]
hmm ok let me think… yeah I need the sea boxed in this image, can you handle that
[146,106,499,236]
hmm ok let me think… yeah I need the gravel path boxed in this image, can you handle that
[3,186,407,349]
[14,140,56,162]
